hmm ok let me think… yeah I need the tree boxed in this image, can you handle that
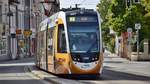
[141,0,150,12]
[97,0,111,48]
[107,0,126,36]
[97,0,111,21]
[107,0,145,36]
[141,0,150,39]
[97,0,150,53]
[109,0,126,17]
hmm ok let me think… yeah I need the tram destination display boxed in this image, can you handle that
[67,16,98,22]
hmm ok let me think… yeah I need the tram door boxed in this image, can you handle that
[47,29,54,72]
[36,32,41,67]
[40,31,47,70]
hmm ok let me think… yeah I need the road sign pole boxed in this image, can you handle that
[135,23,141,59]
[137,29,139,58]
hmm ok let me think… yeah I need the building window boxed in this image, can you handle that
[21,13,24,28]
[18,12,21,28]
[47,29,53,55]
[0,39,7,55]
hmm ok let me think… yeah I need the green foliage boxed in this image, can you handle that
[141,0,150,12]
[123,5,144,30]
[97,0,111,44]
[141,16,150,39]
[110,0,126,17]
[107,0,126,36]
[97,0,111,21]
[108,1,144,36]
[97,0,150,53]
[107,36,115,53]
[108,17,125,35]
[97,0,115,52]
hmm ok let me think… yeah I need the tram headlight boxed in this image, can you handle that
[74,58,77,61]
[92,58,95,61]
[92,56,99,61]
[72,57,80,61]
[95,57,98,60]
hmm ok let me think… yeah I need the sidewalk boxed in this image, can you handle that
[104,50,150,77]
[0,57,35,64]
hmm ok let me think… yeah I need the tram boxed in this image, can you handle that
[36,9,103,75]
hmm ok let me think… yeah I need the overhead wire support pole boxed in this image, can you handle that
[137,29,139,58]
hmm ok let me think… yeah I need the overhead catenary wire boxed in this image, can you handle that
[62,0,88,7]
[60,0,98,9]
[62,3,97,5]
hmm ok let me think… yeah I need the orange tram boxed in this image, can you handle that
[36,9,103,76]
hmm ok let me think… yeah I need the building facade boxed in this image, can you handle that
[0,0,9,61]
[0,0,60,61]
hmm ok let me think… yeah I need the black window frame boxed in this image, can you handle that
[57,24,67,53]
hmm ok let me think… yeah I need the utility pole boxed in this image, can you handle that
[8,1,11,59]
[135,23,141,58]
[7,0,13,59]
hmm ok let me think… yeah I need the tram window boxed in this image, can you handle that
[47,30,53,55]
[58,24,67,53]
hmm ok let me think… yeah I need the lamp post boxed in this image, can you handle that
[7,3,13,58]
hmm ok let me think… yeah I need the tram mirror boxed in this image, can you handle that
[103,48,105,53]
[48,45,50,49]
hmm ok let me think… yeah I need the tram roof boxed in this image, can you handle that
[65,9,97,16]
[39,9,99,31]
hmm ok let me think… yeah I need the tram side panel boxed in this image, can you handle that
[47,28,55,73]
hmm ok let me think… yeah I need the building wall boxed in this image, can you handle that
[0,0,10,61]
[0,0,60,61]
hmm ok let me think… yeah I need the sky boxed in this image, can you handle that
[59,0,100,10]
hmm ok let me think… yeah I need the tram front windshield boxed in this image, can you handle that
[67,16,100,53]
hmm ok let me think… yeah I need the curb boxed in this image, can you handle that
[27,66,60,84]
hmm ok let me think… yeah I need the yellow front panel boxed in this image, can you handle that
[54,53,70,74]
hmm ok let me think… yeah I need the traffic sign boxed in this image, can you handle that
[135,23,141,30]
[127,28,132,33]
[23,30,32,37]
[16,29,22,35]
